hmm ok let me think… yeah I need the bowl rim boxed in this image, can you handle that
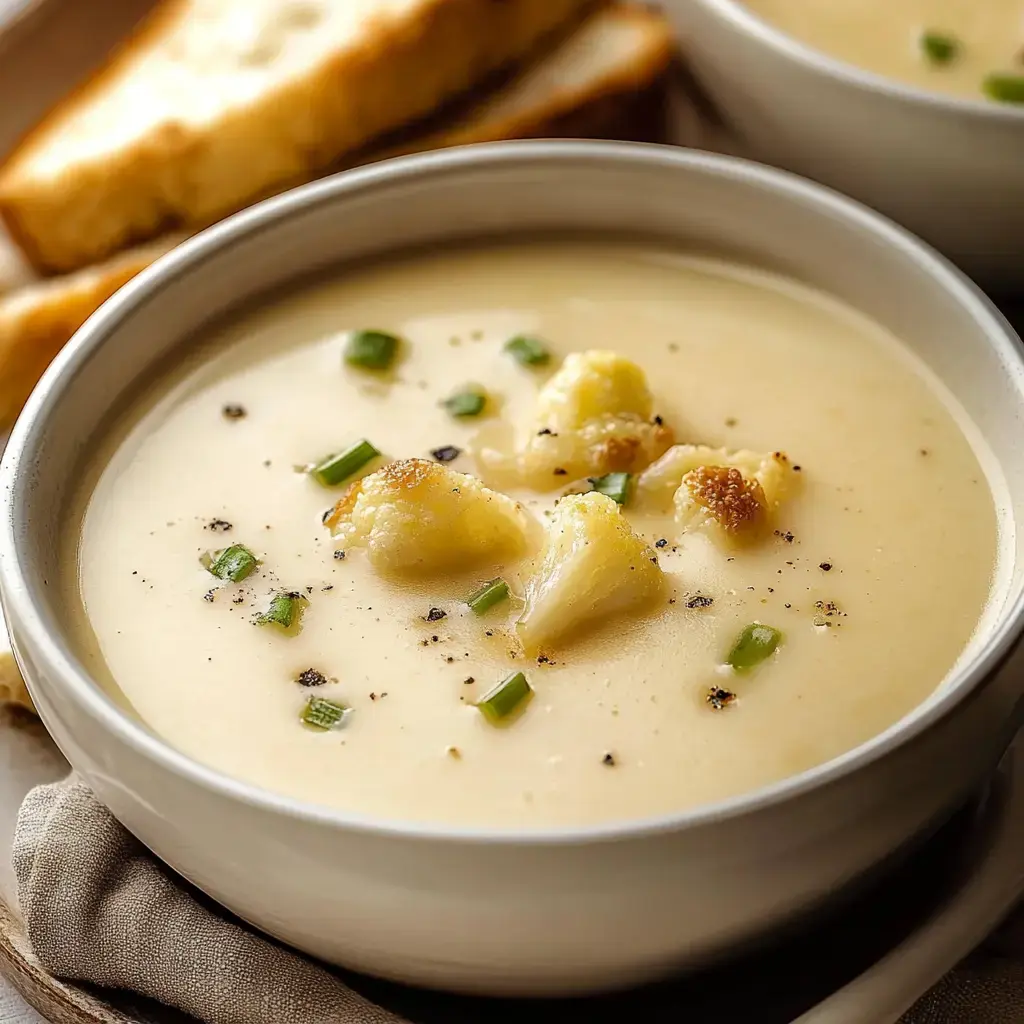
[3,140,1024,846]
[687,0,1024,123]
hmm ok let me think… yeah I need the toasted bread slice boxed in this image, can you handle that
[0,236,181,425]
[0,3,674,427]
[0,0,593,274]
[365,2,673,158]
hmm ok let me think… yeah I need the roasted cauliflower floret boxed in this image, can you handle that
[516,492,665,652]
[638,445,798,547]
[518,350,673,488]
[679,466,769,540]
[324,458,531,572]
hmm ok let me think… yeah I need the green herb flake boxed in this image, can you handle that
[983,72,1024,104]
[466,578,510,615]
[311,439,380,487]
[919,30,960,65]
[504,335,550,367]
[301,696,350,731]
[442,388,487,418]
[202,544,259,582]
[588,472,632,505]
[256,591,308,630]
[726,623,783,672]
[343,329,400,370]
[476,671,533,724]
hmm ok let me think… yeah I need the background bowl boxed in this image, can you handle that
[662,0,1024,292]
[2,142,1024,996]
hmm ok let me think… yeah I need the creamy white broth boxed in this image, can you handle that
[743,0,1024,101]
[70,240,998,828]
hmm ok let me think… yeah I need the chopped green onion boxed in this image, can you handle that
[504,335,550,367]
[256,591,308,629]
[202,544,259,582]
[588,472,632,505]
[476,671,533,723]
[466,578,510,615]
[312,439,380,487]
[726,623,783,671]
[301,696,349,730]
[442,388,487,418]
[983,73,1024,104]
[919,30,960,65]
[344,329,400,370]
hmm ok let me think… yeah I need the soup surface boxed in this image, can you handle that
[71,240,999,828]
[743,0,1024,101]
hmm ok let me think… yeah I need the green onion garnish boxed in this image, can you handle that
[301,696,349,730]
[442,388,487,418]
[726,623,783,671]
[588,472,632,505]
[982,73,1024,104]
[311,439,380,487]
[919,30,960,65]
[504,335,550,367]
[466,578,510,615]
[476,671,533,724]
[255,591,308,629]
[202,544,259,582]
[344,329,400,370]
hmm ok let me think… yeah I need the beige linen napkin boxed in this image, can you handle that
[12,773,1024,1023]
[13,776,405,1024]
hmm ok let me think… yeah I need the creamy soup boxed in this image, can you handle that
[69,240,1000,828]
[743,0,1024,102]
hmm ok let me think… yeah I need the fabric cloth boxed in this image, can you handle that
[11,774,1024,1023]
[13,776,405,1024]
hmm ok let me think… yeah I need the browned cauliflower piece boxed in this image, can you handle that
[325,458,532,572]
[518,350,673,488]
[638,444,798,547]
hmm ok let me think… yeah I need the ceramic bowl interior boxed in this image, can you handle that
[5,141,1024,832]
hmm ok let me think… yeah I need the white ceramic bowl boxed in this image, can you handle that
[662,0,1024,291]
[2,142,1024,997]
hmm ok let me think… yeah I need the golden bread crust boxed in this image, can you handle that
[0,0,594,273]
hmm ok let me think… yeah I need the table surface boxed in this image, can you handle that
[0,979,43,1022]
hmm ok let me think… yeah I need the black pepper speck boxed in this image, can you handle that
[706,686,737,711]
[431,446,461,463]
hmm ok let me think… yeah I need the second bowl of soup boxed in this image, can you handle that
[665,0,1024,289]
